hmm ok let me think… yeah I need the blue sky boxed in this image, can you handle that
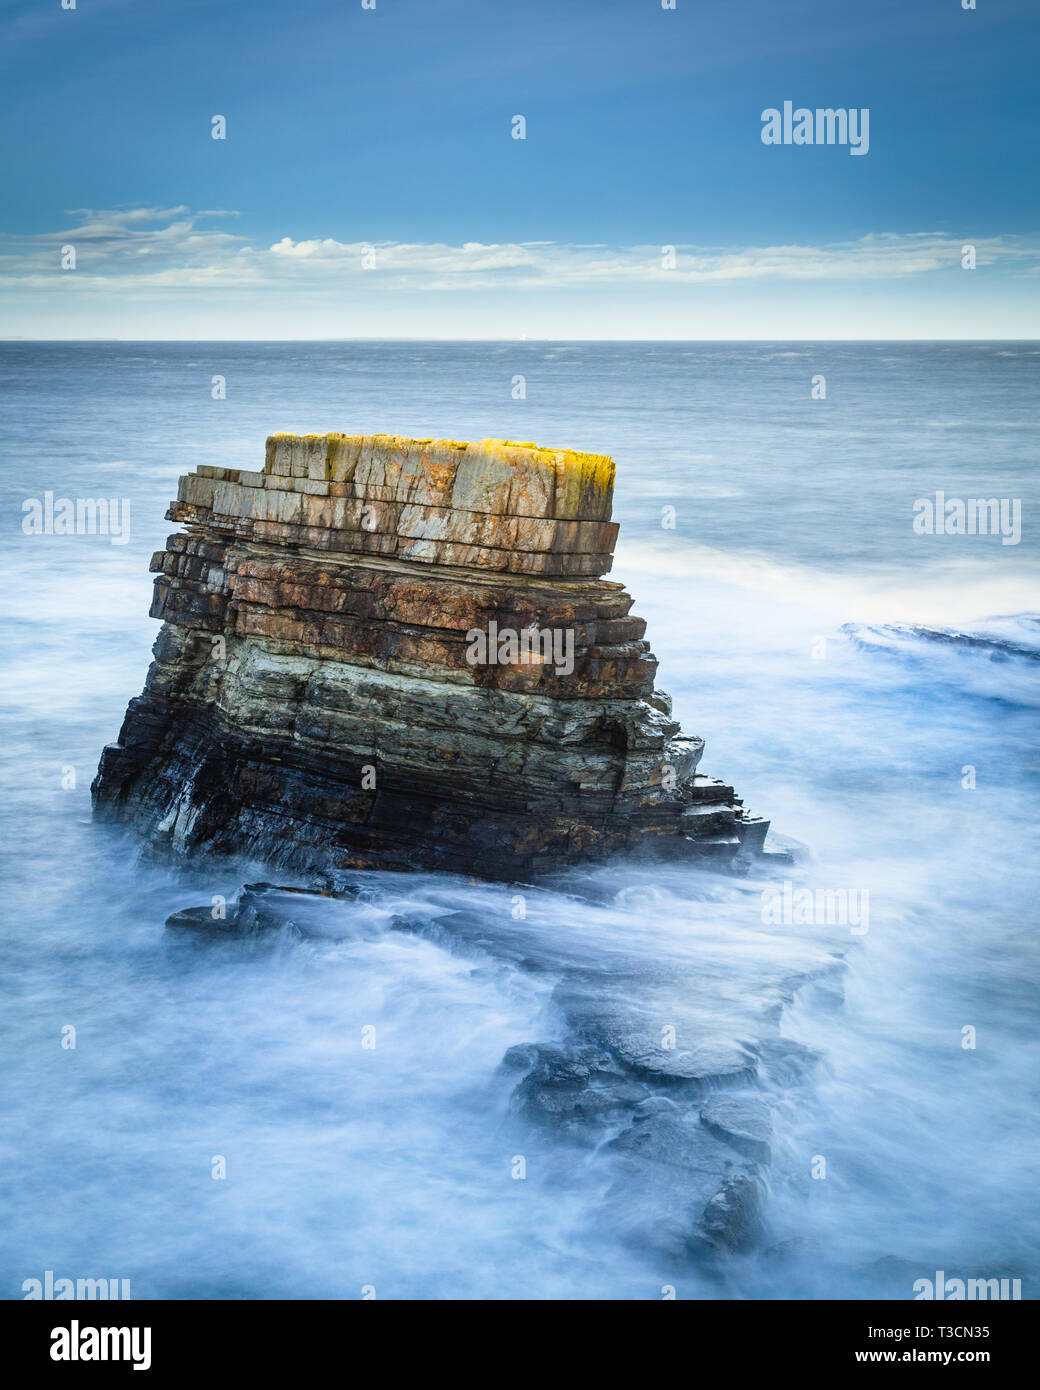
[1,0,1038,337]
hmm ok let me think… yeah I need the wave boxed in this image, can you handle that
[841,615,1040,707]
[615,540,1040,629]
[843,616,1040,663]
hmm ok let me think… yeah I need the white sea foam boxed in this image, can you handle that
[615,538,1040,629]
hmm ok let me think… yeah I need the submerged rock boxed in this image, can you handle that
[92,432,767,880]
[506,1043,647,1129]
[164,880,364,939]
[701,1173,764,1250]
[699,1096,773,1162]
[605,1112,762,1255]
[163,874,842,1258]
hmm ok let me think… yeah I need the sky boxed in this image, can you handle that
[1,0,1038,339]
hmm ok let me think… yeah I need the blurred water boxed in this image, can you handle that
[1,342,1037,1299]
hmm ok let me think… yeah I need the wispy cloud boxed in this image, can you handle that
[3,208,1039,295]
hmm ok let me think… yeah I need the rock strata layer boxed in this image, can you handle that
[93,432,768,878]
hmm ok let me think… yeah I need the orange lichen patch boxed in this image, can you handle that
[418,443,459,498]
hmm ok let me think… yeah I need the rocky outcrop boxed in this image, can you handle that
[93,432,768,879]
[162,877,842,1258]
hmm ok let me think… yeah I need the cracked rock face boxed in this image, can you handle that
[93,432,766,879]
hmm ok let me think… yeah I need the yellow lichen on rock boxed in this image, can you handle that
[262,432,615,521]
[551,447,616,523]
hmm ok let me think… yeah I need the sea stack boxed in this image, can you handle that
[92,433,768,879]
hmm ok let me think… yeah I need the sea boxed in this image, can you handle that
[1,341,1037,1300]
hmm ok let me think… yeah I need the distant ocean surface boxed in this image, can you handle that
[1,341,1038,1299]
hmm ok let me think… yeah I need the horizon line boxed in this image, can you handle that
[2,336,1039,345]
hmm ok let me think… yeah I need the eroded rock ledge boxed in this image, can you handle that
[93,433,768,879]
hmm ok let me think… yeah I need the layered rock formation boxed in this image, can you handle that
[93,432,768,879]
